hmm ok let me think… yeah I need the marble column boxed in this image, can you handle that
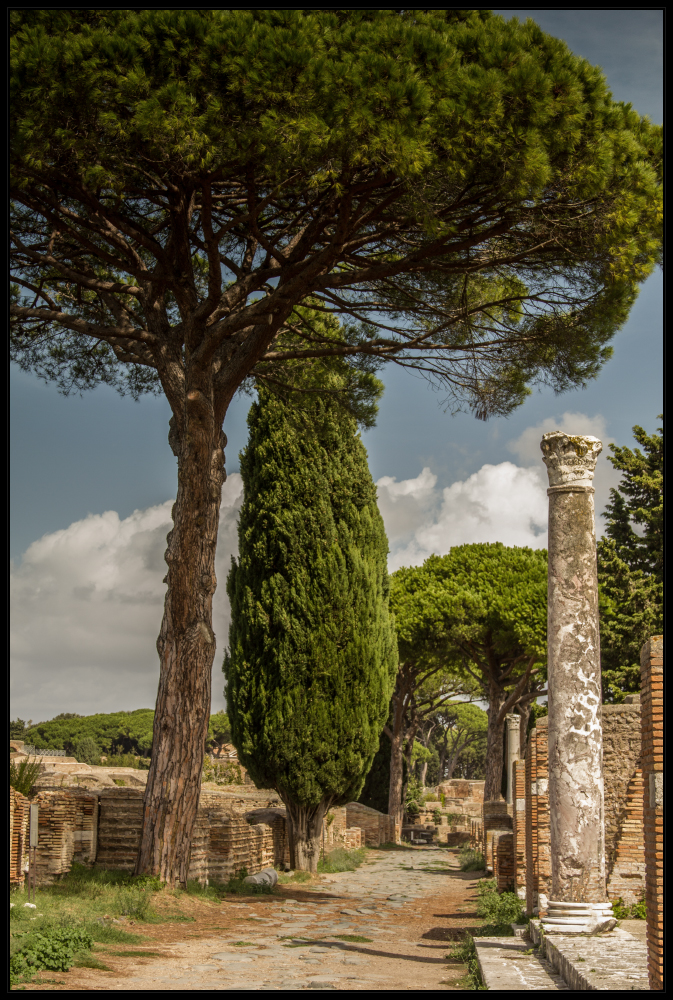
[541,432,608,912]
[505,713,520,808]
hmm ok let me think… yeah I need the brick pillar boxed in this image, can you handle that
[525,723,538,916]
[483,800,512,877]
[640,636,663,991]
[512,759,526,900]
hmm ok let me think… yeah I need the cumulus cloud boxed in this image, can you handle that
[379,463,548,571]
[379,411,618,571]
[506,410,620,529]
[11,411,620,721]
[10,475,244,722]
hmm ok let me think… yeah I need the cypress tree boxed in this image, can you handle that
[224,389,397,871]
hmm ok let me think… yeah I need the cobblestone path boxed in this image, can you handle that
[62,847,486,991]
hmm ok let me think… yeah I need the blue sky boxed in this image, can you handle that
[10,10,663,721]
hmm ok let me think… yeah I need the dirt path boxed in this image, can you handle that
[25,847,486,991]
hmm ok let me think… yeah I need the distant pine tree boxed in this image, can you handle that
[597,416,663,701]
[224,389,397,871]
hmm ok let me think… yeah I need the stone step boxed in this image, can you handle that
[475,937,569,990]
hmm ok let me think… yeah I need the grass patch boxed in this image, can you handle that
[458,847,486,872]
[446,934,487,990]
[231,940,256,947]
[100,949,164,958]
[333,934,373,943]
[72,954,113,970]
[277,870,312,885]
[318,846,367,874]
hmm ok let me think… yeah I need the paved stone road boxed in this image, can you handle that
[63,847,485,991]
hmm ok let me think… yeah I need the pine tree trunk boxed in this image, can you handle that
[388,729,405,836]
[135,388,226,885]
[419,759,429,788]
[483,684,507,801]
[282,797,327,874]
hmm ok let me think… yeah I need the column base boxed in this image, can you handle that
[540,901,616,934]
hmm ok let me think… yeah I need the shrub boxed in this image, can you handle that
[10,755,43,796]
[10,925,94,984]
[73,737,101,765]
[474,879,527,932]
[116,887,153,920]
[424,792,439,803]
[202,757,244,785]
[406,800,420,818]
[432,808,442,825]
[446,812,461,826]
[612,896,646,920]
[458,847,486,872]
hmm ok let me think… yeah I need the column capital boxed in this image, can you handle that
[540,432,602,489]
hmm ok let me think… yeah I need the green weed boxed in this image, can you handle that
[472,879,527,934]
[10,756,43,796]
[445,933,487,990]
[458,847,486,872]
[318,846,367,873]
[612,896,646,920]
[334,934,372,943]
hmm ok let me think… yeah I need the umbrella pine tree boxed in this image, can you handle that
[224,390,397,871]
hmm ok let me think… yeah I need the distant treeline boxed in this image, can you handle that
[10,709,231,761]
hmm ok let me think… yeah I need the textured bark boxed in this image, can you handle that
[542,432,606,903]
[135,382,226,885]
[483,683,507,801]
[387,729,405,834]
[281,796,327,874]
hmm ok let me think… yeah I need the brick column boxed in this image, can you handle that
[640,636,663,991]
[541,432,606,905]
[512,759,526,900]
[525,723,538,916]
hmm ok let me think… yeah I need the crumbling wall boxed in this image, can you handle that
[640,636,663,992]
[346,802,394,846]
[603,699,643,887]
[512,759,526,900]
[10,789,30,888]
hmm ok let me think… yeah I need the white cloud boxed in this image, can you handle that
[379,411,619,571]
[10,475,244,723]
[506,411,621,532]
[11,411,620,721]
[380,462,548,571]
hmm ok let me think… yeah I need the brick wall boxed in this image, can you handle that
[606,769,646,904]
[10,789,30,887]
[512,759,526,900]
[640,636,663,991]
[483,800,512,878]
[524,718,550,916]
[496,833,515,893]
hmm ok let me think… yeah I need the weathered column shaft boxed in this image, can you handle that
[541,432,606,903]
[505,713,520,807]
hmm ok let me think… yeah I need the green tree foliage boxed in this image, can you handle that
[429,703,489,782]
[73,737,102,766]
[395,544,548,800]
[22,710,155,759]
[224,388,397,870]
[19,709,231,759]
[10,756,43,796]
[598,416,663,701]
[10,718,32,740]
[10,8,662,880]
[358,730,400,815]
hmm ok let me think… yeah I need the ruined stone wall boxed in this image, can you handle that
[640,636,663,991]
[346,802,394,847]
[30,790,98,885]
[524,719,550,916]
[436,780,484,820]
[10,789,30,888]
[603,699,642,882]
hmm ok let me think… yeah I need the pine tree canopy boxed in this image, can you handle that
[224,388,397,808]
[10,9,662,420]
[597,415,663,701]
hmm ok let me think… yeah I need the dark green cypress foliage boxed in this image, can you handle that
[224,389,397,869]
